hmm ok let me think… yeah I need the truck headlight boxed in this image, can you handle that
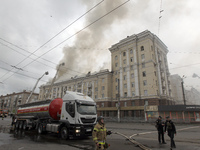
[75,129,80,133]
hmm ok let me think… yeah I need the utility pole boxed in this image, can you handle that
[117,79,120,123]
[181,77,186,105]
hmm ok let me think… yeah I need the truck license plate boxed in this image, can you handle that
[86,129,92,132]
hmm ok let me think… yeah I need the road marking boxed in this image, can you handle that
[129,126,200,139]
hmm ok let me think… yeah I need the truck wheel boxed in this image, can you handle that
[23,122,27,130]
[37,124,43,134]
[60,127,68,140]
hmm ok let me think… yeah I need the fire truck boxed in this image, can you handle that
[0,109,8,117]
[12,91,97,139]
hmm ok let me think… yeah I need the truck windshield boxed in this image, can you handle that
[77,104,96,115]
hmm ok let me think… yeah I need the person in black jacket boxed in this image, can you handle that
[155,116,166,144]
[165,116,177,149]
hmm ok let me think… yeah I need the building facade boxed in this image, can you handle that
[0,90,39,114]
[39,30,173,119]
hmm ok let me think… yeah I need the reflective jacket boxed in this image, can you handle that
[92,122,107,145]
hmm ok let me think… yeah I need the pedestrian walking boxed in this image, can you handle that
[165,116,177,149]
[155,116,166,144]
[92,116,111,150]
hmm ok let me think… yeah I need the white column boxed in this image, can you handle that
[119,52,123,97]
[155,49,162,95]
[126,49,131,97]
[133,48,139,96]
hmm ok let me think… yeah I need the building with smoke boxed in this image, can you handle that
[39,30,173,119]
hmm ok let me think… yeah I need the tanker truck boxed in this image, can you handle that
[12,91,97,139]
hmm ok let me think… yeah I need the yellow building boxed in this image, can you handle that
[39,30,173,119]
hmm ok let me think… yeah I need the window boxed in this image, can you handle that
[95,87,98,92]
[132,92,135,97]
[95,95,98,99]
[102,86,105,90]
[151,45,153,51]
[131,101,135,106]
[144,90,148,96]
[130,49,133,54]
[123,67,126,72]
[141,46,144,51]
[145,100,148,105]
[124,92,127,97]
[131,73,134,78]
[124,84,127,88]
[102,78,104,83]
[143,80,147,86]
[115,63,118,67]
[124,75,126,80]
[154,71,156,76]
[131,65,133,70]
[115,78,118,82]
[123,51,126,56]
[102,94,104,99]
[115,102,118,107]
[115,71,117,75]
[142,63,145,68]
[124,102,127,107]
[123,59,126,64]
[66,103,75,117]
[141,54,145,61]
[101,102,104,107]
[130,57,133,62]
[131,82,135,88]
[142,71,146,77]
[115,55,118,60]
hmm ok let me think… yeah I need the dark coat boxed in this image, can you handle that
[165,120,176,133]
[156,119,164,131]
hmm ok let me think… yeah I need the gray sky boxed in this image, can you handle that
[0,0,200,95]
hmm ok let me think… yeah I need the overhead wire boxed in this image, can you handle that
[0,0,105,81]
[1,0,130,83]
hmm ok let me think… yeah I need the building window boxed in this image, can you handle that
[132,92,135,97]
[115,102,118,107]
[154,71,156,76]
[144,90,148,96]
[101,102,104,107]
[102,78,104,83]
[131,65,133,70]
[123,59,126,64]
[131,82,135,88]
[115,71,117,75]
[130,57,133,62]
[124,102,127,107]
[141,46,144,51]
[95,87,98,92]
[145,100,148,105]
[123,51,126,56]
[143,80,147,86]
[124,92,127,97]
[124,75,126,80]
[130,49,133,54]
[151,45,153,51]
[131,73,134,78]
[115,78,118,82]
[131,101,135,106]
[141,54,145,61]
[102,94,104,99]
[116,86,118,90]
[95,95,98,99]
[123,67,126,72]
[142,71,146,77]
[115,55,118,60]
[124,84,127,88]
[142,63,145,68]
[115,63,118,67]
[102,86,105,90]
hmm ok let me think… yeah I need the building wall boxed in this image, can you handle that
[0,90,39,114]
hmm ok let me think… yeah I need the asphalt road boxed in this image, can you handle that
[0,117,200,150]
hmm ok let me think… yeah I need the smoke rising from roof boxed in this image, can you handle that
[56,0,129,79]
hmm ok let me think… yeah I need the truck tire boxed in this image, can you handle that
[37,124,43,134]
[23,121,27,130]
[60,127,68,140]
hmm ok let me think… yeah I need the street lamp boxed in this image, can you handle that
[26,71,49,103]
[181,75,186,105]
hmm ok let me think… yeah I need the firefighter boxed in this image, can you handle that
[165,116,176,149]
[155,116,166,144]
[92,116,111,150]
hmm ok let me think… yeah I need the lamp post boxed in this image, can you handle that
[181,75,186,105]
[117,79,120,123]
[26,71,49,103]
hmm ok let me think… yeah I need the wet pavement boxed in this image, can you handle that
[0,118,200,150]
